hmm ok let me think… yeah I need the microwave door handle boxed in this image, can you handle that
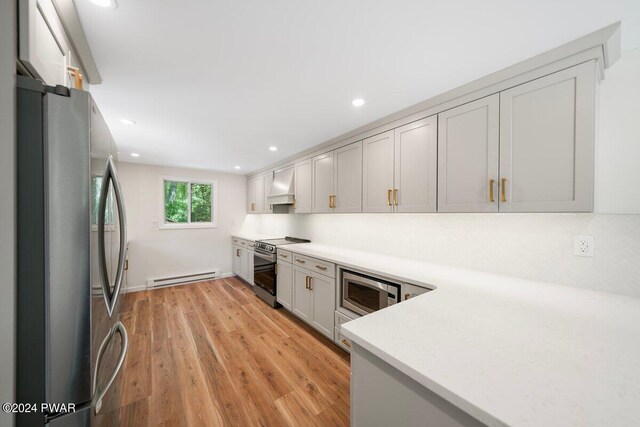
[94,321,128,414]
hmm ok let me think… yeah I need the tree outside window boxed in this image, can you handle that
[162,178,216,227]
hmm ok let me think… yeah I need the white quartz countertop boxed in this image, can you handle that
[285,243,640,427]
[231,233,280,242]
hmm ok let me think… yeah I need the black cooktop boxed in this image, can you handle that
[257,236,310,246]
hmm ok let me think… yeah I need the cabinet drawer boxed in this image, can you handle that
[277,250,292,263]
[335,311,355,330]
[335,328,352,352]
[293,254,335,278]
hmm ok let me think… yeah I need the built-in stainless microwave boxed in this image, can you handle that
[341,270,401,316]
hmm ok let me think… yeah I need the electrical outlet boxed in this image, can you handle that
[573,235,594,257]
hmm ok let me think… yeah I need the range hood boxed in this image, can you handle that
[267,166,295,205]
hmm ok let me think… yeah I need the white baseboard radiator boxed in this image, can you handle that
[146,269,220,289]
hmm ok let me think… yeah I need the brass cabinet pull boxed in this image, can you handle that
[500,178,507,202]
[251,202,255,211]
[393,189,398,206]
[305,276,310,289]
[404,293,410,300]
[341,339,351,348]
[296,259,305,264]
[315,265,327,271]
[236,249,240,257]
[125,260,129,271]
[387,189,392,206]
[308,276,313,291]
[281,254,288,258]
[328,195,332,208]
[489,179,495,203]
[293,197,296,209]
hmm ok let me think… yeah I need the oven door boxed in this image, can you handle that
[254,251,276,295]
[342,271,394,316]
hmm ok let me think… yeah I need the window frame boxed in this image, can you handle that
[159,176,218,229]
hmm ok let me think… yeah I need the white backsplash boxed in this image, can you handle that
[242,213,640,298]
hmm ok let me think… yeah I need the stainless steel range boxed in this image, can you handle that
[254,237,310,307]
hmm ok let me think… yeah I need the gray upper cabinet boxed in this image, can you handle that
[263,172,273,213]
[246,176,264,214]
[394,117,438,213]
[312,152,334,213]
[499,61,596,212]
[19,0,72,87]
[363,131,395,213]
[334,141,363,213]
[438,95,500,213]
[294,159,312,213]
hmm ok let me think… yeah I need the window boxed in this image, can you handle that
[161,177,217,229]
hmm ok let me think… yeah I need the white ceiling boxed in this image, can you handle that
[75,0,637,174]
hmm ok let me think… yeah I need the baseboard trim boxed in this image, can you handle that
[125,272,235,293]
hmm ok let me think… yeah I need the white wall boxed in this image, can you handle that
[118,162,246,290]
[241,48,640,300]
[595,47,640,213]
[0,0,16,424]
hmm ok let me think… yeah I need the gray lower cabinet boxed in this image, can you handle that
[438,94,500,213]
[232,240,254,285]
[351,343,485,427]
[309,273,335,337]
[292,265,335,339]
[232,244,241,276]
[293,266,312,322]
[499,60,596,212]
[276,261,293,310]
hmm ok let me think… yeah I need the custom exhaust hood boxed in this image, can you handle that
[267,166,295,205]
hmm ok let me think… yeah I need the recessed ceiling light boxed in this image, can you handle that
[89,0,117,9]
[234,166,241,170]
[352,98,365,107]
[120,118,136,125]
[269,146,278,152]
[130,153,140,157]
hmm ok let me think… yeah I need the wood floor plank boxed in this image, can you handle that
[119,279,350,426]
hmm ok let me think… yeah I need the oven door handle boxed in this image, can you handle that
[254,251,276,263]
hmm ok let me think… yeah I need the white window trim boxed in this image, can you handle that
[159,176,218,230]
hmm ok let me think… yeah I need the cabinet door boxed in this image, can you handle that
[312,152,334,213]
[310,273,335,339]
[247,250,255,285]
[292,267,312,322]
[294,159,312,213]
[253,176,264,214]
[499,62,595,212]
[232,245,241,276]
[19,0,71,87]
[334,141,363,213]
[276,262,293,310]
[394,116,437,212]
[239,247,248,281]
[437,95,499,213]
[263,172,273,213]
[363,131,395,213]
[246,179,256,213]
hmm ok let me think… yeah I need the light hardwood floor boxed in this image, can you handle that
[116,276,350,426]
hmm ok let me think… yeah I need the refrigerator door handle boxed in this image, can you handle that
[93,321,128,414]
[97,157,128,316]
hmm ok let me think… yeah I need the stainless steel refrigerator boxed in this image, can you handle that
[17,76,129,426]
